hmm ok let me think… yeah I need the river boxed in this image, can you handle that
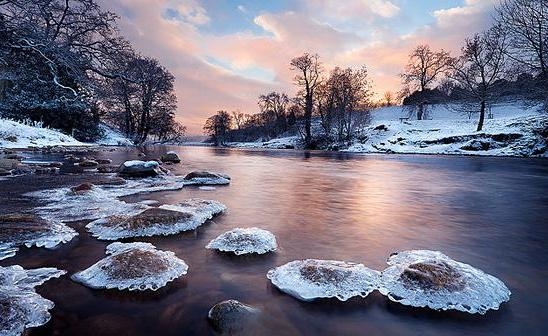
[4,146,548,335]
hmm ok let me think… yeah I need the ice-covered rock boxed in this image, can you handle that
[206,228,277,255]
[267,259,380,301]
[208,299,260,334]
[159,199,227,222]
[160,151,181,164]
[71,242,188,291]
[0,214,77,259]
[118,160,162,178]
[0,265,66,336]
[378,250,511,314]
[182,171,231,185]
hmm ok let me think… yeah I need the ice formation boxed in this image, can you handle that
[267,259,380,301]
[206,228,277,255]
[182,171,231,185]
[87,199,225,240]
[0,265,66,336]
[0,214,77,259]
[71,242,188,291]
[378,250,511,314]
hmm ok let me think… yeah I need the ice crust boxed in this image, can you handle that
[0,215,77,260]
[267,259,380,301]
[206,227,277,255]
[87,199,226,240]
[378,250,511,314]
[0,265,66,336]
[71,242,188,291]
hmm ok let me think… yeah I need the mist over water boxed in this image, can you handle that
[5,146,548,336]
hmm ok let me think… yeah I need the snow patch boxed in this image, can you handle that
[159,199,227,222]
[71,242,188,291]
[0,118,87,149]
[206,227,277,255]
[378,250,511,314]
[267,259,380,301]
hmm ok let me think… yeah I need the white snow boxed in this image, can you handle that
[267,259,380,301]
[230,136,298,149]
[0,265,65,336]
[96,123,133,146]
[159,199,227,222]
[378,250,511,314]
[122,160,159,168]
[206,227,277,255]
[71,242,188,291]
[0,118,87,149]
[0,215,77,260]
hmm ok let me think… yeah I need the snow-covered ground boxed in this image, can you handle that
[96,123,133,146]
[0,119,86,148]
[229,103,548,157]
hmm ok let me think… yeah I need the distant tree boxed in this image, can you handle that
[290,53,322,146]
[451,27,511,131]
[258,91,290,135]
[401,44,452,120]
[203,110,232,145]
[383,91,394,106]
[231,110,245,130]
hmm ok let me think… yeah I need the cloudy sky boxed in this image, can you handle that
[99,0,497,134]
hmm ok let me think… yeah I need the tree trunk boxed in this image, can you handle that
[477,100,486,132]
[304,94,313,146]
[417,103,424,120]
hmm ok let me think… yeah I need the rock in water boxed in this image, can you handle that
[267,259,380,301]
[71,242,188,291]
[0,214,77,260]
[70,183,94,194]
[78,160,99,168]
[0,265,65,336]
[206,228,277,255]
[118,160,161,178]
[208,300,260,334]
[378,250,511,314]
[160,151,181,164]
[87,200,225,240]
[182,171,231,185]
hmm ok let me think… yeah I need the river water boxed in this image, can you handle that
[6,146,548,335]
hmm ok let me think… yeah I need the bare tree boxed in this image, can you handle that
[451,27,511,131]
[290,53,321,146]
[401,44,452,120]
[231,110,244,130]
[383,91,394,106]
[203,110,232,146]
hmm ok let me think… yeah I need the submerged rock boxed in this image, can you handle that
[378,250,511,314]
[87,200,226,240]
[208,299,260,334]
[160,151,181,164]
[183,171,230,185]
[71,242,188,291]
[267,259,380,301]
[70,182,94,194]
[78,160,99,168]
[0,265,65,336]
[206,228,277,255]
[0,214,77,260]
[118,160,162,178]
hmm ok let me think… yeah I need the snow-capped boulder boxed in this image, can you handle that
[183,171,231,185]
[0,265,65,336]
[208,300,260,334]
[71,242,188,291]
[118,160,162,178]
[160,151,181,164]
[159,199,227,222]
[378,250,511,314]
[267,259,380,301]
[206,228,277,255]
[0,214,77,260]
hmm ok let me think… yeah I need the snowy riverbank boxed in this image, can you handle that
[228,103,548,158]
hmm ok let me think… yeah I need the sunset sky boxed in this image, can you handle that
[99,0,498,134]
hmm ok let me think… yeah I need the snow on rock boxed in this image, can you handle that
[0,214,77,260]
[118,160,162,178]
[208,299,260,334]
[0,265,65,336]
[182,171,231,185]
[160,151,181,163]
[206,228,277,255]
[267,259,380,301]
[0,118,87,149]
[159,199,227,222]
[378,250,511,314]
[71,242,188,291]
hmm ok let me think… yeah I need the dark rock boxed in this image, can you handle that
[96,158,112,165]
[78,160,99,168]
[0,168,11,176]
[0,159,19,170]
[118,160,161,178]
[59,163,84,175]
[461,140,494,151]
[160,151,181,164]
[4,154,24,160]
[184,171,230,180]
[70,183,94,193]
[208,300,260,334]
[374,124,388,131]
[97,166,118,174]
[97,177,127,186]
[34,167,59,175]
[491,133,523,142]
[64,154,81,163]
[11,164,32,176]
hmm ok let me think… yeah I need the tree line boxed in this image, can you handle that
[0,0,185,143]
[204,0,547,147]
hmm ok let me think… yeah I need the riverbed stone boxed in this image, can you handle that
[118,160,161,178]
[78,160,99,168]
[208,300,260,334]
[160,151,181,164]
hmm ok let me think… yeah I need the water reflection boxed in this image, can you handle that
[3,146,548,335]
